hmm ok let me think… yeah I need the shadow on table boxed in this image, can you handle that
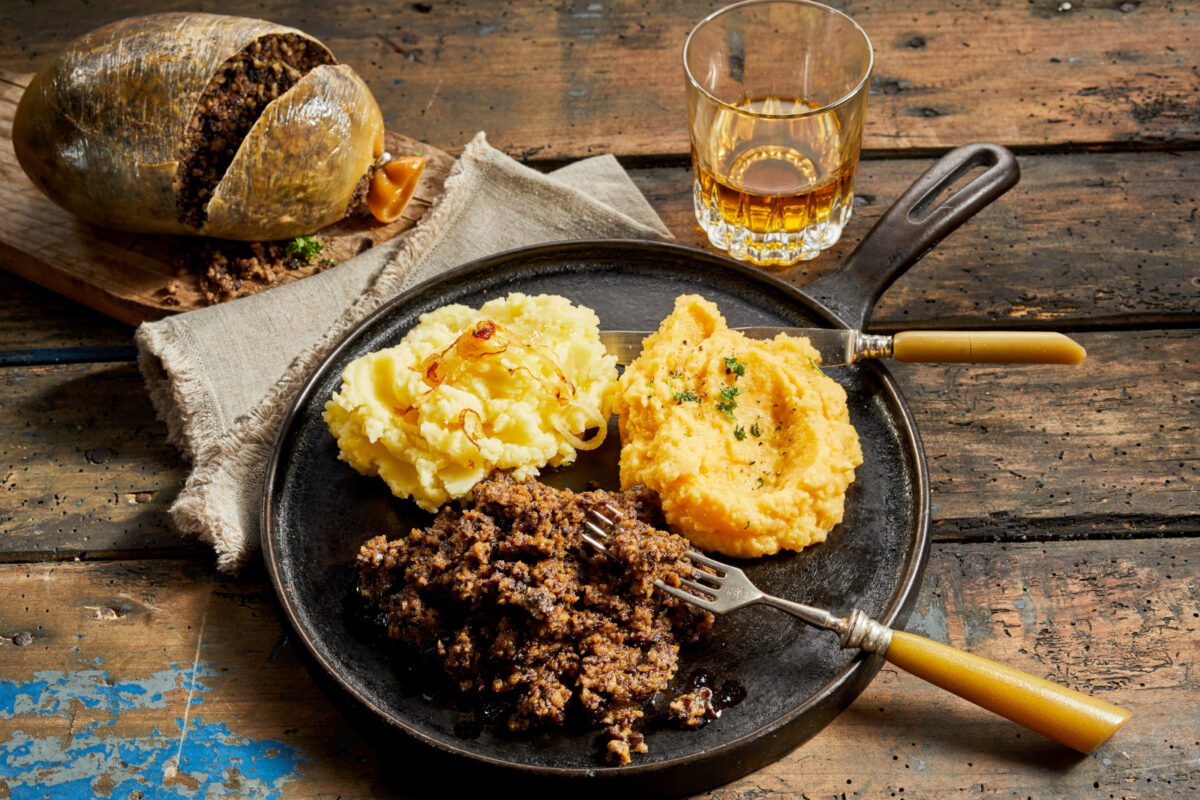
[837,693,1093,774]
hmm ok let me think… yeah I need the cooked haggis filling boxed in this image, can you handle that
[174,33,334,228]
[176,238,337,304]
[356,474,715,765]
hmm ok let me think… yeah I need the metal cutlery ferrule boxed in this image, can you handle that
[837,609,894,654]
[851,332,894,363]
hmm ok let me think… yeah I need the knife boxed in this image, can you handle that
[599,328,1086,367]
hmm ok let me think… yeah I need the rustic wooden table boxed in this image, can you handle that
[2,2,1197,798]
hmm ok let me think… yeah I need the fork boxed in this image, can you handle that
[582,504,1131,754]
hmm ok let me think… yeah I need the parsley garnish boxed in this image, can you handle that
[809,357,826,376]
[286,235,324,263]
[673,389,699,403]
[734,426,747,440]
[715,385,741,419]
[723,356,746,377]
[750,422,762,437]
[756,476,765,489]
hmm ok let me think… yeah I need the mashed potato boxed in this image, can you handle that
[614,295,862,558]
[324,293,617,511]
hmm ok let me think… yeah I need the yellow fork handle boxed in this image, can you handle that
[885,630,1129,753]
[892,331,1086,364]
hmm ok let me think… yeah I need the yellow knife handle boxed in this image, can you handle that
[885,630,1129,753]
[892,331,1086,364]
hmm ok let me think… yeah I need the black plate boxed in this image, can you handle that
[263,240,930,796]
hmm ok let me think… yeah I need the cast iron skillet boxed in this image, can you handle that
[263,143,1018,797]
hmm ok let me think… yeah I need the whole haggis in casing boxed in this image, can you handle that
[12,12,386,241]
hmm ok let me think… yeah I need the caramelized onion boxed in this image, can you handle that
[552,401,608,451]
[416,318,604,453]
[458,407,486,451]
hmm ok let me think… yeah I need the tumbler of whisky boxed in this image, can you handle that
[684,0,873,267]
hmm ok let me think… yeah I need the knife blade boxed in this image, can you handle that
[599,328,1086,366]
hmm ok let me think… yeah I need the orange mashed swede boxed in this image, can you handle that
[613,295,862,558]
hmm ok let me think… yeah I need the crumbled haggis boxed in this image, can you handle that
[179,238,339,304]
[668,685,718,728]
[356,473,716,765]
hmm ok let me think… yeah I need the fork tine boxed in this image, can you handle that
[586,504,734,614]
[678,565,724,587]
[582,515,611,541]
[581,509,616,558]
[592,503,620,526]
[580,528,611,555]
[677,576,721,597]
[654,579,722,612]
[683,549,729,573]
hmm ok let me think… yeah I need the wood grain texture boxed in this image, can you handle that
[0,538,1193,797]
[893,329,1200,540]
[0,363,189,559]
[0,71,456,325]
[2,1,1196,160]
[0,271,132,354]
[2,330,1194,559]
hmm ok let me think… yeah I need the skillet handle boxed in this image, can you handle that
[807,143,1020,330]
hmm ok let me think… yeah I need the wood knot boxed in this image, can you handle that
[84,447,115,465]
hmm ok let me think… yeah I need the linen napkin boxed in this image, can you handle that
[135,132,673,573]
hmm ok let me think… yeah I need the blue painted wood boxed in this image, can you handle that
[0,346,138,366]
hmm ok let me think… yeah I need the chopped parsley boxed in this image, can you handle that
[723,356,746,377]
[734,426,747,440]
[756,476,765,489]
[668,369,685,380]
[809,357,826,376]
[715,385,741,419]
[673,389,699,403]
[286,234,324,263]
[750,422,762,437]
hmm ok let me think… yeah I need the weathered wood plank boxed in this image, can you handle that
[1,1,1195,158]
[0,271,132,354]
[0,559,374,798]
[726,537,1200,800]
[2,330,1195,558]
[0,362,190,558]
[2,149,1198,353]
[0,538,1193,797]
[894,328,1200,540]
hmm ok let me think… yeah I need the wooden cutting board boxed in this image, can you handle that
[0,71,455,326]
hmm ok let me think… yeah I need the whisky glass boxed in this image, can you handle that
[685,0,873,267]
